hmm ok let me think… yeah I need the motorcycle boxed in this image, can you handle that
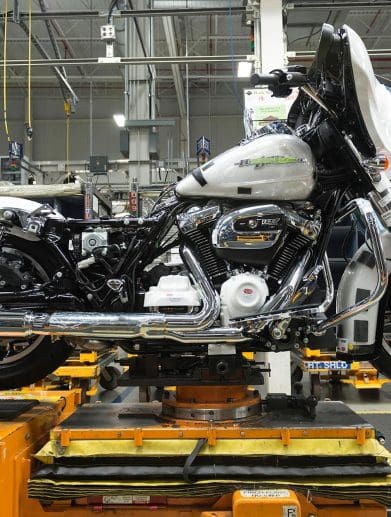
[1,23,391,390]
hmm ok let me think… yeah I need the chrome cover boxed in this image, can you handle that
[177,203,220,233]
[212,204,319,251]
[212,204,285,251]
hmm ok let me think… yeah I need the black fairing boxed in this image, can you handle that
[288,24,376,158]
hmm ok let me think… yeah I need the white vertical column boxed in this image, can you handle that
[255,0,291,395]
[260,0,284,73]
[126,0,150,187]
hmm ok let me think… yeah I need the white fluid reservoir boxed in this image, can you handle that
[144,275,201,311]
[220,272,269,326]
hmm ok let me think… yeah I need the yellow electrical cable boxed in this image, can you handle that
[3,0,10,142]
[66,113,70,183]
[27,0,32,132]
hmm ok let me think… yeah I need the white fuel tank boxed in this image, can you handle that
[176,134,315,201]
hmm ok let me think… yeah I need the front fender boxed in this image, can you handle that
[336,231,391,376]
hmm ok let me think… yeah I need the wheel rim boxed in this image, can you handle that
[0,246,49,366]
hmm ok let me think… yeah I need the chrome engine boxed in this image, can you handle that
[0,199,381,350]
[177,203,322,326]
[212,204,320,267]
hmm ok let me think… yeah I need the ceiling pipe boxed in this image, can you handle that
[287,1,391,8]
[0,7,246,21]
[2,55,248,68]
[4,47,391,69]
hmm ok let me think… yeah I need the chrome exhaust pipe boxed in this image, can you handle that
[0,246,249,343]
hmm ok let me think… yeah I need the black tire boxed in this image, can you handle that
[0,337,73,389]
[99,366,121,390]
[0,235,72,389]
[291,365,303,384]
[371,312,391,379]
[310,373,321,399]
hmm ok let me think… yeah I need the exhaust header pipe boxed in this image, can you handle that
[0,246,247,344]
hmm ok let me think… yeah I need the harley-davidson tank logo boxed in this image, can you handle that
[236,156,305,168]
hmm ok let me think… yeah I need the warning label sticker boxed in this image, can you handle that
[102,495,150,505]
[240,489,290,498]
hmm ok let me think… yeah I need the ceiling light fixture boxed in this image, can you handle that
[237,61,253,78]
[113,113,126,127]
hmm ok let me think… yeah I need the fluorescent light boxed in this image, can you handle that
[237,61,253,78]
[113,113,126,127]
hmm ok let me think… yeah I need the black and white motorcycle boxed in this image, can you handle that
[0,23,391,389]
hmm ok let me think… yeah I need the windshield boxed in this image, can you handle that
[344,25,391,155]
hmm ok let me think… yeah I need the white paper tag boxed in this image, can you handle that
[240,489,290,498]
[102,495,150,505]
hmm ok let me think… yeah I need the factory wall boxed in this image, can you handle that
[0,91,244,163]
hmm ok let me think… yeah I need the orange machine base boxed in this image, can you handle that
[0,389,388,517]
[23,492,387,517]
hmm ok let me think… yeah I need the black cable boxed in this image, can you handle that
[289,10,333,47]
[107,0,118,23]
[128,0,154,81]
[183,438,207,484]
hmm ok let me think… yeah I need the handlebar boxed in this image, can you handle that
[250,73,280,87]
[250,68,308,96]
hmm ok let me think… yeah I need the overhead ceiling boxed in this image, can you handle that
[1,0,391,100]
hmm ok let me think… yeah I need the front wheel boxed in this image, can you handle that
[370,310,391,379]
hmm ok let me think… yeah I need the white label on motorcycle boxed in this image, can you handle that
[337,338,349,353]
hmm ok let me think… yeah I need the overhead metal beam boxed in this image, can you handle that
[288,1,391,8]
[0,7,245,21]
[17,19,78,103]
[1,55,248,68]
[39,0,86,78]
[162,16,186,120]
[293,49,391,56]
[0,74,253,83]
[122,119,176,127]
[38,0,68,83]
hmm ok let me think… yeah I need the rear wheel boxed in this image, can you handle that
[0,337,73,389]
[310,373,321,399]
[0,236,73,389]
